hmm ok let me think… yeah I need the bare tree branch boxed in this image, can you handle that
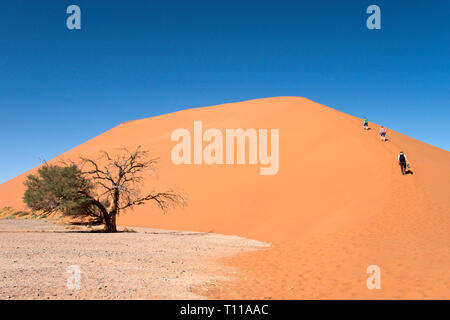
[119,191,186,212]
[68,146,186,232]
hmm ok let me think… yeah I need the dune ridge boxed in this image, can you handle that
[1,97,449,299]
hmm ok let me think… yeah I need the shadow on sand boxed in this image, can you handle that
[51,229,211,236]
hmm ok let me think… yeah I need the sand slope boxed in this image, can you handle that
[1,97,449,299]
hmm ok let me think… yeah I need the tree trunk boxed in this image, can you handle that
[90,198,117,232]
[110,212,117,232]
[103,213,117,232]
[103,189,119,232]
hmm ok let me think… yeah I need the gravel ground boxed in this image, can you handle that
[0,219,268,300]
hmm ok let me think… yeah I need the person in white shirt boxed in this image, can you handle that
[380,126,386,141]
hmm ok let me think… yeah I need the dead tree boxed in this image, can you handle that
[79,146,185,232]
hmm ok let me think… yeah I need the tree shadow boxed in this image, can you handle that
[52,229,211,236]
[68,221,102,227]
[51,229,125,234]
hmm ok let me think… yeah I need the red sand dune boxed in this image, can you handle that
[1,97,449,299]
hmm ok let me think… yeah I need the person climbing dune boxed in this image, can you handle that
[398,151,410,175]
[380,126,387,141]
[363,117,369,130]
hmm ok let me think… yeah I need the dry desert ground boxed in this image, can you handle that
[0,219,267,300]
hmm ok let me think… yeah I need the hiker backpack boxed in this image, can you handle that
[399,154,406,163]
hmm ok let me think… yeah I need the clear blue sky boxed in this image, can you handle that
[1,0,449,183]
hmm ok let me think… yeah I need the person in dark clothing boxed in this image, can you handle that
[398,151,409,175]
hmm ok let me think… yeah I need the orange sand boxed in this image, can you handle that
[1,97,449,299]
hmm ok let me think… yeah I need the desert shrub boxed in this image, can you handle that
[0,207,14,218]
[15,211,31,217]
[22,147,185,232]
